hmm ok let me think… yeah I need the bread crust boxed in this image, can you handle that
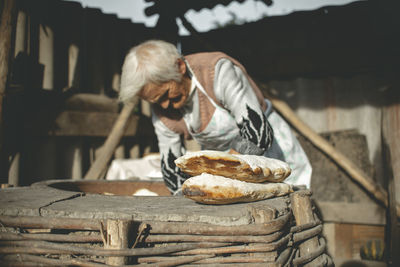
[182,173,293,204]
[175,150,291,183]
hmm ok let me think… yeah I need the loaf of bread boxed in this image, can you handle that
[182,173,293,204]
[175,150,291,183]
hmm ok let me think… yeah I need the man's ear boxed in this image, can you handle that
[177,58,186,75]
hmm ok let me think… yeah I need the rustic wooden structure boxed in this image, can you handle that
[1,0,399,264]
[3,0,159,186]
[265,91,399,217]
[0,183,332,266]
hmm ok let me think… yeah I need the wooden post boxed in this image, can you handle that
[0,0,17,182]
[382,104,400,266]
[290,190,322,266]
[8,9,26,187]
[39,24,54,90]
[68,44,83,180]
[0,0,17,111]
[105,219,131,265]
[14,10,27,57]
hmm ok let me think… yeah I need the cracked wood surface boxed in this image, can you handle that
[0,187,82,217]
[0,186,290,226]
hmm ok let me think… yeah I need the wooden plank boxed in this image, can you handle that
[315,201,386,225]
[30,111,154,137]
[382,103,400,266]
[0,186,290,227]
[334,224,384,260]
[50,110,139,136]
[334,258,386,267]
[64,93,119,113]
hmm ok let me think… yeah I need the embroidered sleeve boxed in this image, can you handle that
[152,113,189,194]
[214,58,273,155]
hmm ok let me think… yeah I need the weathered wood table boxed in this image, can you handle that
[0,180,332,266]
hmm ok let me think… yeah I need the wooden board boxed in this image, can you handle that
[26,111,154,137]
[0,185,290,226]
[334,223,385,260]
[315,201,386,225]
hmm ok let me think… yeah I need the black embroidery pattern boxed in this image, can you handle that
[161,149,189,193]
[238,105,273,150]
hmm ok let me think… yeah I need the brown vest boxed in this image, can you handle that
[153,52,266,139]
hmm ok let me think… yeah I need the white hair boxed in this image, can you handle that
[119,40,182,103]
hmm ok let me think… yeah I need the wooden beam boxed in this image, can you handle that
[24,110,154,137]
[64,93,119,113]
[50,111,139,137]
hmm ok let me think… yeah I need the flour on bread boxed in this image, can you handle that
[182,173,293,204]
[175,150,291,183]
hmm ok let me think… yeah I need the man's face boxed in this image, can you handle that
[138,58,190,110]
[139,78,190,109]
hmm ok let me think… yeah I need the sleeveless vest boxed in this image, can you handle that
[152,52,266,139]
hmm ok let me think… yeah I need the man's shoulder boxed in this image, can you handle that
[185,51,229,60]
[185,52,236,71]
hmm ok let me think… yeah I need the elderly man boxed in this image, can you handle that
[120,40,311,195]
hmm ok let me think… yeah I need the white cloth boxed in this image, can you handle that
[266,111,312,188]
[105,154,163,181]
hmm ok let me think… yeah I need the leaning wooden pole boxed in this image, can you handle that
[268,93,399,218]
[84,99,138,180]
